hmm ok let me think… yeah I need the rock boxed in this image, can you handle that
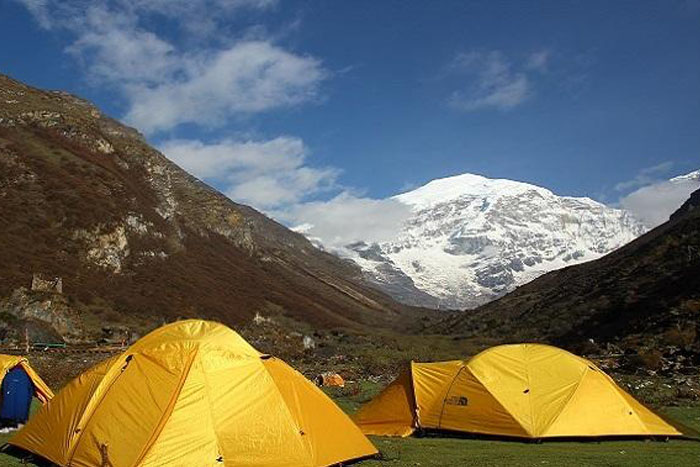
[31,274,62,294]
[99,326,132,345]
[303,335,316,350]
[76,224,130,273]
[0,287,83,342]
[252,312,274,325]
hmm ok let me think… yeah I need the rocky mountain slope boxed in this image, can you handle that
[439,187,700,368]
[349,173,645,309]
[0,74,416,342]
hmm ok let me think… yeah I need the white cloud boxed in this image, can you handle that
[125,41,326,133]
[15,0,52,29]
[448,50,532,111]
[65,8,178,86]
[129,0,277,15]
[279,192,412,251]
[17,0,326,134]
[160,137,410,245]
[17,0,276,34]
[160,137,339,209]
[160,137,412,246]
[619,171,700,228]
[614,161,674,191]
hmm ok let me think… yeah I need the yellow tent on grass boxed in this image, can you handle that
[355,343,681,439]
[10,320,377,466]
[0,354,53,404]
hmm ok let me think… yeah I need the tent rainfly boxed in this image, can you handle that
[354,344,682,439]
[10,320,377,466]
[0,355,53,423]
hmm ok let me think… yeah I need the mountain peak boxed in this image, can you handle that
[394,172,553,209]
[352,172,645,309]
[670,169,700,183]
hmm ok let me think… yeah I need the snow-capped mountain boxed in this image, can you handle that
[670,169,700,183]
[348,173,646,309]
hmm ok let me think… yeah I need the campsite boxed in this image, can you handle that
[1,407,700,467]
[1,1,699,465]
[0,342,698,466]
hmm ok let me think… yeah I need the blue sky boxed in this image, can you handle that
[2,0,699,241]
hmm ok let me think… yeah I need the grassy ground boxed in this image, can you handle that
[362,434,700,467]
[330,382,700,467]
[0,386,698,466]
[0,400,38,466]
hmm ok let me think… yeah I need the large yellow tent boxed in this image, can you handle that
[10,320,377,466]
[0,354,53,404]
[355,344,682,439]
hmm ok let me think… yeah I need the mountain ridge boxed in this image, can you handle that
[0,73,417,342]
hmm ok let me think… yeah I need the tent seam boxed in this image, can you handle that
[66,355,133,465]
[197,349,229,465]
[19,361,53,403]
[408,361,419,431]
[132,348,199,466]
[523,345,537,437]
[538,365,590,436]
[436,364,467,430]
[466,359,532,437]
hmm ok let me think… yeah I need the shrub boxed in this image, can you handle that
[663,325,697,348]
[679,299,700,315]
[634,349,664,371]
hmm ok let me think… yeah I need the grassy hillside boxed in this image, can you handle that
[0,73,424,344]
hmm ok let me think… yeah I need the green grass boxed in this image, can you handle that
[0,447,23,467]
[0,400,40,466]
[362,434,700,467]
[328,384,700,467]
[1,395,698,466]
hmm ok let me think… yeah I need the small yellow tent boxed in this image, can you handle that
[355,344,681,439]
[10,320,377,466]
[317,372,345,388]
[0,354,53,404]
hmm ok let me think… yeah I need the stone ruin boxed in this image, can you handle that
[31,273,63,294]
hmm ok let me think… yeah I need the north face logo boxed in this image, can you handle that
[446,395,469,406]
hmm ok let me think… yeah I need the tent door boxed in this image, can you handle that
[0,367,34,423]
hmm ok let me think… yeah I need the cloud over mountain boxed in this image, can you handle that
[620,170,700,228]
[161,137,339,210]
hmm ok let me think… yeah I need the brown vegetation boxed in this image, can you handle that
[0,73,425,342]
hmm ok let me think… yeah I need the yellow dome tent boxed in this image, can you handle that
[10,320,377,466]
[0,354,54,404]
[355,344,682,439]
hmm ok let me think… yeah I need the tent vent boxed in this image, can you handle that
[523,389,530,394]
[121,355,133,372]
